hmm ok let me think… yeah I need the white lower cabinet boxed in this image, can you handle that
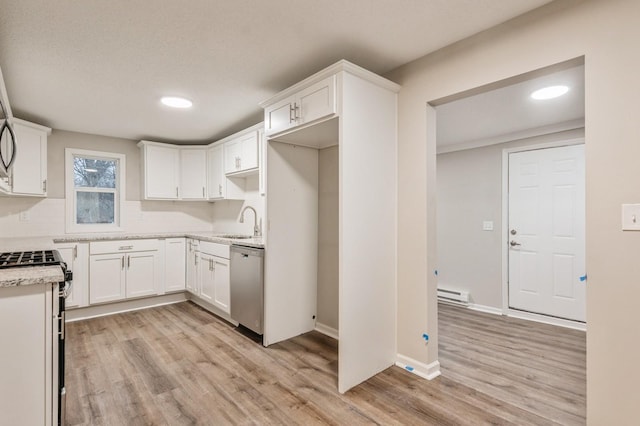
[164,238,186,293]
[197,253,230,313]
[186,239,199,294]
[89,253,126,304]
[89,239,160,305]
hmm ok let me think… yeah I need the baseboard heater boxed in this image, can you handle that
[437,287,470,306]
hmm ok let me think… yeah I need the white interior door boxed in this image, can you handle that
[508,144,585,322]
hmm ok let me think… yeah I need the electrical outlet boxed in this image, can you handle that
[19,211,30,222]
[482,221,494,231]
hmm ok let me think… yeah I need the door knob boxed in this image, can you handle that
[510,240,521,247]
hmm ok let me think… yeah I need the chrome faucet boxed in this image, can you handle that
[239,205,262,237]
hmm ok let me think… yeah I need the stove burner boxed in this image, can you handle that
[0,250,64,268]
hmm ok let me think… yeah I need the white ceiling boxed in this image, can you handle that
[0,0,553,144]
[436,65,585,151]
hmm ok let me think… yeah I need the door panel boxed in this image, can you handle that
[508,144,585,322]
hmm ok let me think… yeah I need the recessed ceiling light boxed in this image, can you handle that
[530,85,569,100]
[161,96,193,108]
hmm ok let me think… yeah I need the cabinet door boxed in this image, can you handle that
[165,238,186,292]
[126,251,157,298]
[259,128,266,196]
[89,254,126,304]
[185,241,198,294]
[180,148,207,199]
[207,145,225,199]
[212,256,230,314]
[198,253,215,303]
[264,96,295,136]
[224,139,242,174]
[239,131,259,171]
[10,122,47,196]
[54,243,89,309]
[144,144,179,199]
[297,75,336,126]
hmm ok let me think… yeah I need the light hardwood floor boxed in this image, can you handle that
[65,301,585,425]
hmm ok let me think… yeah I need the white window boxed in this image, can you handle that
[65,148,125,233]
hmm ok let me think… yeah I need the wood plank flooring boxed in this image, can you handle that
[65,301,585,425]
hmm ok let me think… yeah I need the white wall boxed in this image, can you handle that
[0,129,223,237]
[210,175,265,237]
[437,129,584,309]
[386,0,640,422]
[317,145,339,331]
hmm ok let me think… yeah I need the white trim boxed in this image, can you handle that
[501,137,586,318]
[468,304,503,316]
[65,148,126,233]
[507,308,586,331]
[259,59,400,108]
[315,322,339,340]
[65,292,187,322]
[437,119,584,154]
[395,355,441,380]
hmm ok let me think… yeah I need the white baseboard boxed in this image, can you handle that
[315,322,339,340]
[395,354,441,380]
[66,292,187,322]
[507,308,586,331]
[468,303,503,315]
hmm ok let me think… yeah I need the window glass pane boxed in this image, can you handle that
[74,156,117,188]
[76,192,115,224]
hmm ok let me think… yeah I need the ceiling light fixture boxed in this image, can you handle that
[530,85,569,100]
[161,96,193,108]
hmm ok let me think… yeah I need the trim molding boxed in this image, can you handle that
[315,322,339,340]
[395,354,441,380]
[468,303,503,315]
[66,292,187,322]
[507,308,586,331]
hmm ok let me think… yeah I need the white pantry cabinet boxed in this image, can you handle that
[164,238,186,293]
[260,60,399,393]
[264,75,336,137]
[3,118,50,196]
[54,242,89,309]
[224,130,259,175]
[139,141,180,200]
[89,239,160,304]
[180,148,207,200]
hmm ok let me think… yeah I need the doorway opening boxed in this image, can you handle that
[431,58,586,421]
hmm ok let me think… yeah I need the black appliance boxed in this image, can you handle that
[0,250,72,426]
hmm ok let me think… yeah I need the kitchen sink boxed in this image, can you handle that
[217,234,253,239]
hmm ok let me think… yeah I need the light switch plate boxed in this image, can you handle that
[482,221,494,231]
[621,204,640,230]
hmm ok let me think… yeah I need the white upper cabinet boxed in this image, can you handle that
[224,130,259,175]
[263,75,336,137]
[139,142,179,200]
[180,148,207,200]
[5,119,50,196]
[138,141,208,201]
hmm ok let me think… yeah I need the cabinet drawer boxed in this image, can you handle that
[90,239,159,255]
[198,241,230,259]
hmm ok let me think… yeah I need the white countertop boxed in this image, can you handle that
[0,231,265,252]
[0,265,64,288]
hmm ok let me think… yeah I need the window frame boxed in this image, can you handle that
[65,148,126,233]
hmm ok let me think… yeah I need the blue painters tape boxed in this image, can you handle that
[434,269,438,276]
[422,333,429,342]
[579,275,587,282]
[405,366,414,372]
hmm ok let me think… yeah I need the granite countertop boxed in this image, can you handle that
[0,265,65,288]
[0,231,265,252]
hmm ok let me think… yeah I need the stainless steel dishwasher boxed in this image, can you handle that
[230,245,265,335]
